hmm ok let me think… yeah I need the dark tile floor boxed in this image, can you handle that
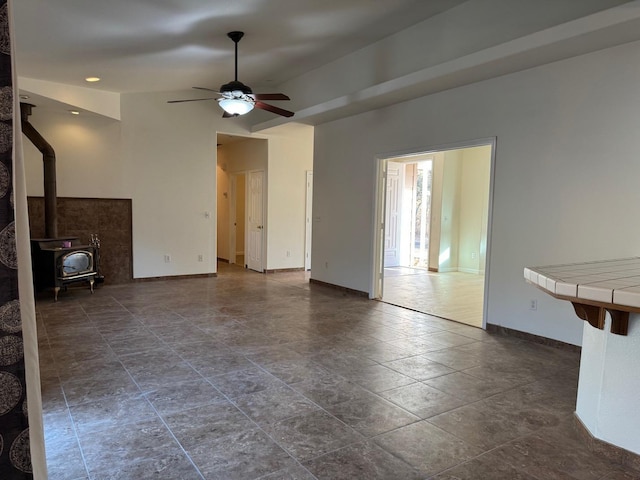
[37,264,640,479]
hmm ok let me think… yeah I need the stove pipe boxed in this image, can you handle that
[20,102,58,238]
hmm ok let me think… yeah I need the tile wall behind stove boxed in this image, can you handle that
[27,197,132,284]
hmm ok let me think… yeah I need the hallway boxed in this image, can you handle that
[38,264,636,479]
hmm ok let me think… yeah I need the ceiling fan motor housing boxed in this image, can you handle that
[219,80,253,98]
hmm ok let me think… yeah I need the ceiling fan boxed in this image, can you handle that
[168,31,294,118]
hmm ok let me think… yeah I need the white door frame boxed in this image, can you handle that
[372,159,388,300]
[228,174,237,265]
[228,172,248,266]
[305,171,313,271]
[372,137,497,330]
[247,169,266,272]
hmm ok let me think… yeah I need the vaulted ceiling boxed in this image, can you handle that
[11,0,640,127]
[12,0,466,93]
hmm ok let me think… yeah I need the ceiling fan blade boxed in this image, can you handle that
[167,97,216,103]
[255,101,294,118]
[253,93,290,101]
[193,87,221,94]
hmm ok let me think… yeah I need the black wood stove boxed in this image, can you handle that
[31,237,97,301]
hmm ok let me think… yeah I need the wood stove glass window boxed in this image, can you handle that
[61,251,93,277]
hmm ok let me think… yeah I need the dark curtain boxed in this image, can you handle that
[0,0,33,477]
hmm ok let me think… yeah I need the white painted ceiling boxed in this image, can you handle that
[12,0,640,126]
[12,0,466,94]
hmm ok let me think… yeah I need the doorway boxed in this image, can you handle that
[216,134,268,273]
[384,159,433,270]
[229,173,246,267]
[373,141,494,328]
[246,170,265,272]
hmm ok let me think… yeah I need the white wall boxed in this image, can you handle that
[23,108,128,198]
[311,39,640,346]
[214,125,313,271]
[458,145,491,273]
[262,123,314,270]
[223,138,268,173]
[118,91,251,278]
[22,91,313,279]
[438,150,462,272]
[426,146,491,273]
[434,146,491,274]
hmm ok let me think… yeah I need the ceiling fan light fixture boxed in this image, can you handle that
[168,31,293,118]
[218,97,254,116]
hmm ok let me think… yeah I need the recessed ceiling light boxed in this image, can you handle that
[69,110,80,115]
[85,77,100,83]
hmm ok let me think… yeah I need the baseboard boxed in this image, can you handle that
[133,273,217,282]
[458,267,481,275]
[427,267,484,275]
[573,415,640,472]
[486,323,581,353]
[437,267,457,273]
[309,278,368,297]
[217,257,229,263]
[264,267,305,273]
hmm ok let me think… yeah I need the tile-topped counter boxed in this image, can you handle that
[524,258,640,335]
[525,258,640,456]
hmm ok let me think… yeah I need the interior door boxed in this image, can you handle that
[384,162,403,267]
[228,174,237,265]
[305,171,313,271]
[247,170,264,272]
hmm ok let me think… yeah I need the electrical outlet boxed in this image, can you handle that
[197,254,203,262]
[325,261,329,268]
[164,254,171,263]
[529,299,537,310]
[286,250,291,257]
